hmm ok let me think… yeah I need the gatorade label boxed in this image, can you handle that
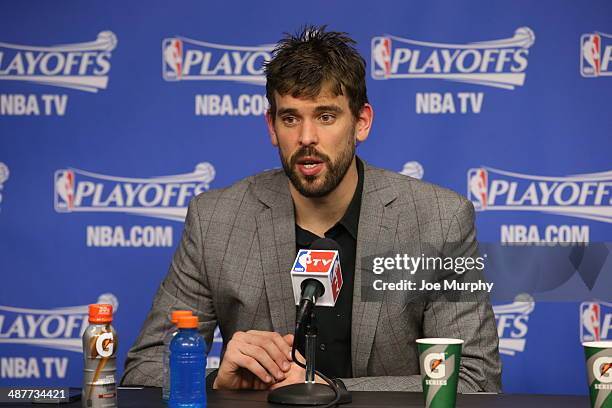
[83,305,117,408]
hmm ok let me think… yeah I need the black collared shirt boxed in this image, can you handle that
[294,157,363,379]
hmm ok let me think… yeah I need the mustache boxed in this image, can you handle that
[289,147,331,167]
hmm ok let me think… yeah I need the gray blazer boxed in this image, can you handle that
[122,162,502,392]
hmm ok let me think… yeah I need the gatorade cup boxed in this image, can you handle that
[583,341,612,408]
[416,338,463,408]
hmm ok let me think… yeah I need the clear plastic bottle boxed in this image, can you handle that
[169,315,206,408]
[82,304,117,408]
[162,310,193,401]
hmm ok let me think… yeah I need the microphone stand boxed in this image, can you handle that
[304,317,317,384]
[268,311,349,406]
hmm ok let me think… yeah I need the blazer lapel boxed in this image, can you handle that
[254,171,297,335]
[352,163,399,377]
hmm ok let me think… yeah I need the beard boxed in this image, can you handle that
[279,130,356,198]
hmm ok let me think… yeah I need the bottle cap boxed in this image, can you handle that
[176,315,198,329]
[170,310,193,325]
[89,304,113,323]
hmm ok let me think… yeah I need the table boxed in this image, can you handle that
[6,387,590,407]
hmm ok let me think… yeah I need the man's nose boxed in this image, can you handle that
[298,119,318,146]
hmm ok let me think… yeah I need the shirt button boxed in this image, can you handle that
[320,343,326,351]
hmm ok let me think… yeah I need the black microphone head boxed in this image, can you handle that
[309,237,341,253]
[300,279,325,298]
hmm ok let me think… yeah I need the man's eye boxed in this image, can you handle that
[319,114,335,123]
[282,116,297,125]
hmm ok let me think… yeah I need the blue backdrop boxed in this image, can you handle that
[1,0,611,396]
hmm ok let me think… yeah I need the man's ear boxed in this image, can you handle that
[355,103,374,144]
[266,110,278,146]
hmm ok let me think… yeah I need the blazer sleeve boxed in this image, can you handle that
[340,199,502,393]
[422,199,502,392]
[121,197,218,386]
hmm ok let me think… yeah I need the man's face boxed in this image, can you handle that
[266,86,369,198]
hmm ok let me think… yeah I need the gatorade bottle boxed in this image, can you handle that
[162,310,193,400]
[82,304,117,408]
[169,315,206,408]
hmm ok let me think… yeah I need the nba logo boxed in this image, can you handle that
[163,38,183,80]
[581,302,601,341]
[581,301,612,342]
[467,168,488,210]
[54,170,75,211]
[581,33,601,77]
[371,37,391,79]
[294,250,311,272]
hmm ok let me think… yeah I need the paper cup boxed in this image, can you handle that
[416,338,463,408]
[583,341,612,408]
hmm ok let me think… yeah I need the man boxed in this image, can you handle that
[122,26,501,392]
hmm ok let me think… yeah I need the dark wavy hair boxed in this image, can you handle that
[264,25,368,121]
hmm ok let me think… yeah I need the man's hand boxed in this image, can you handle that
[269,345,325,390]
[213,330,293,390]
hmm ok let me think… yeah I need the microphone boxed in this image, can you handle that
[291,238,343,331]
[268,237,351,407]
